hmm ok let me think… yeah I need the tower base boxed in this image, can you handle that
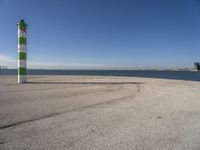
[18,75,27,83]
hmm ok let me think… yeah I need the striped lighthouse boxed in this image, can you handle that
[17,19,27,83]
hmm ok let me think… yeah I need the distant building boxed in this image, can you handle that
[194,62,200,71]
[0,66,8,70]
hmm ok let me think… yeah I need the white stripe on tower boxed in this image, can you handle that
[18,60,26,67]
[18,45,26,51]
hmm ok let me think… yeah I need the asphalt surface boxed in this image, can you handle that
[0,75,200,150]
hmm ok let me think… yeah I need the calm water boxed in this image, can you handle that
[0,69,200,81]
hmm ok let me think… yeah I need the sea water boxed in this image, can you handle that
[0,69,200,81]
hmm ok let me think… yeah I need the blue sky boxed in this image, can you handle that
[0,0,200,69]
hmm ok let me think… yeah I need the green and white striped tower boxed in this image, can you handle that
[17,19,27,83]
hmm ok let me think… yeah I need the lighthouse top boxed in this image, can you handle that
[18,19,27,30]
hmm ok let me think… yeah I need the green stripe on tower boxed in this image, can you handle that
[18,37,27,45]
[18,52,27,60]
[19,21,27,30]
[18,67,27,75]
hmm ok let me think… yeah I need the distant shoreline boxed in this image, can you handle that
[0,69,199,81]
[0,68,196,71]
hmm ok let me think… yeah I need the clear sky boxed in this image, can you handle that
[0,0,200,69]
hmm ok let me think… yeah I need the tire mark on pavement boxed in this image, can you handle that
[0,84,142,130]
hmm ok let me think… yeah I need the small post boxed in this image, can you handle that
[17,19,28,83]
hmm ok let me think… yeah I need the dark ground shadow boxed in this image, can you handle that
[27,81,143,85]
